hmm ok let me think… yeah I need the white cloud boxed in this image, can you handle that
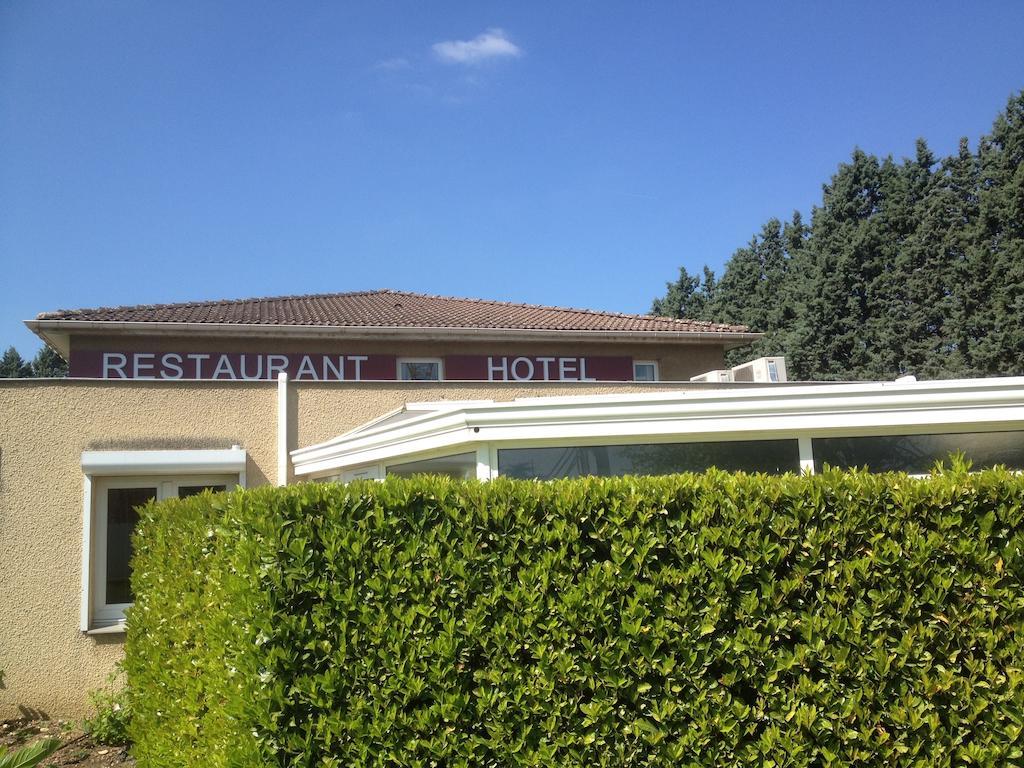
[432,28,522,65]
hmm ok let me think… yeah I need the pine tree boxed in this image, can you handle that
[0,347,32,378]
[869,141,937,378]
[31,345,68,377]
[651,266,715,319]
[800,149,888,379]
[973,92,1024,375]
[651,90,1024,381]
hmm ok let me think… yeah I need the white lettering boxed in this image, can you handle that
[487,356,508,382]
[579,357,595,381]
[187,354,210,378]
[161,353,183,379]
[238,354,264,380]
[348,355,367,380]
[133,353,155,379]
[558,357,578,381]
[511,356,535,381]
[295,355,317,380]
[102,353,128,379]
[266,355,289,379]
[212,354,237,380]
[322,356,345,381]
[536,357,555,381]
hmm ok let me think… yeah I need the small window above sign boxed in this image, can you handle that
[633,361,659,382]
[398,358,443,381]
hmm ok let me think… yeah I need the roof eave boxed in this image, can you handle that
[24,319,761,348]
[23,321,72,359]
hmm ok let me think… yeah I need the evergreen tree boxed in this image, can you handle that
[901,138,977,377]
[31,345,68,377]
[651,90,1024,381]
[0,346,32,378]
[800,149,888,379]
[651,266,716,319]
[973,92,1024,375]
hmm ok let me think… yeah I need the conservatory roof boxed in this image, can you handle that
[289,377,1024,477]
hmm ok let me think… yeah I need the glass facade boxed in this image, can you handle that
[387,452,477,479]
[812,430,1024,474]
[498,439,800,480]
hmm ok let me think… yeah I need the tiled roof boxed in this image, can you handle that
[36,289,751,334]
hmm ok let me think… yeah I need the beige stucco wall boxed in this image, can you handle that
[0,377,698,718]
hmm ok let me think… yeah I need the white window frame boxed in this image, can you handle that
[80,449,246,634]
[397,357,444,381]
[633,361,660,382]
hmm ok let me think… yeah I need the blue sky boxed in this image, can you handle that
[2,1,1023,356]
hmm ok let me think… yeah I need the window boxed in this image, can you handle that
[498,439,800,480]
[386,452,477,479]
[90,475,236,629]
[633,361,659,382]
[398,358,443,381]
[81,447,246,633]
[812,430,1024,474]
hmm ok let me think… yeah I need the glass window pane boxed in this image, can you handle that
[387,452,477,479]
[106,487,155,604]
[178,484,227,498]
[633,363,657,382]
[498,440,800,480]
[812,431,1024,474]
[400,361,440,381]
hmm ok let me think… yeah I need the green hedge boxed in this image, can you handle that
[124,465,1024,767]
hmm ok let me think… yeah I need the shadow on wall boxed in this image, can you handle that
[81,437,269,488]
[17,705,50,720]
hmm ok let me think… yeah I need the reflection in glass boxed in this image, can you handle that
[812,431,1024,474]
[106,487,156,604]
[633,363,657,382]
[498,440,800,480]
[400,362,440,381]
[387,452,477,479]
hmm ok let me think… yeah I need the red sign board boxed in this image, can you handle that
[69,351,637,382]
[70,351,396,381]
[444,355,633,382]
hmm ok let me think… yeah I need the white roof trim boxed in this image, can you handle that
[291,377,1024,477]
[81,448,247,476]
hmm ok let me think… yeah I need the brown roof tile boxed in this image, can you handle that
[36,289,751,334]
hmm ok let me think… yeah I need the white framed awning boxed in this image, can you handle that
[81,447,248,476]
[290,377,1024,478]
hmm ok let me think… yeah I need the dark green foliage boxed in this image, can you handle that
[0,347,31,378]
[125,468,1024,767]
[653,91,1024,380]
[83,677,133,746]
[0,345,68,378]
[0,737,61,768]
[30,345,68,377]
[651,266,716,320]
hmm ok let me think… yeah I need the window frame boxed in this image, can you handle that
[397,357,444,381]
[80,449,246,634]
[633,361,659,382]
[89,474,238,630]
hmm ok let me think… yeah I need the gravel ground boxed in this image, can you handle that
[0,719,133,767]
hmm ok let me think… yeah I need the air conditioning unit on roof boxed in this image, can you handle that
[731,356,787,383]
[689,369,735,383]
